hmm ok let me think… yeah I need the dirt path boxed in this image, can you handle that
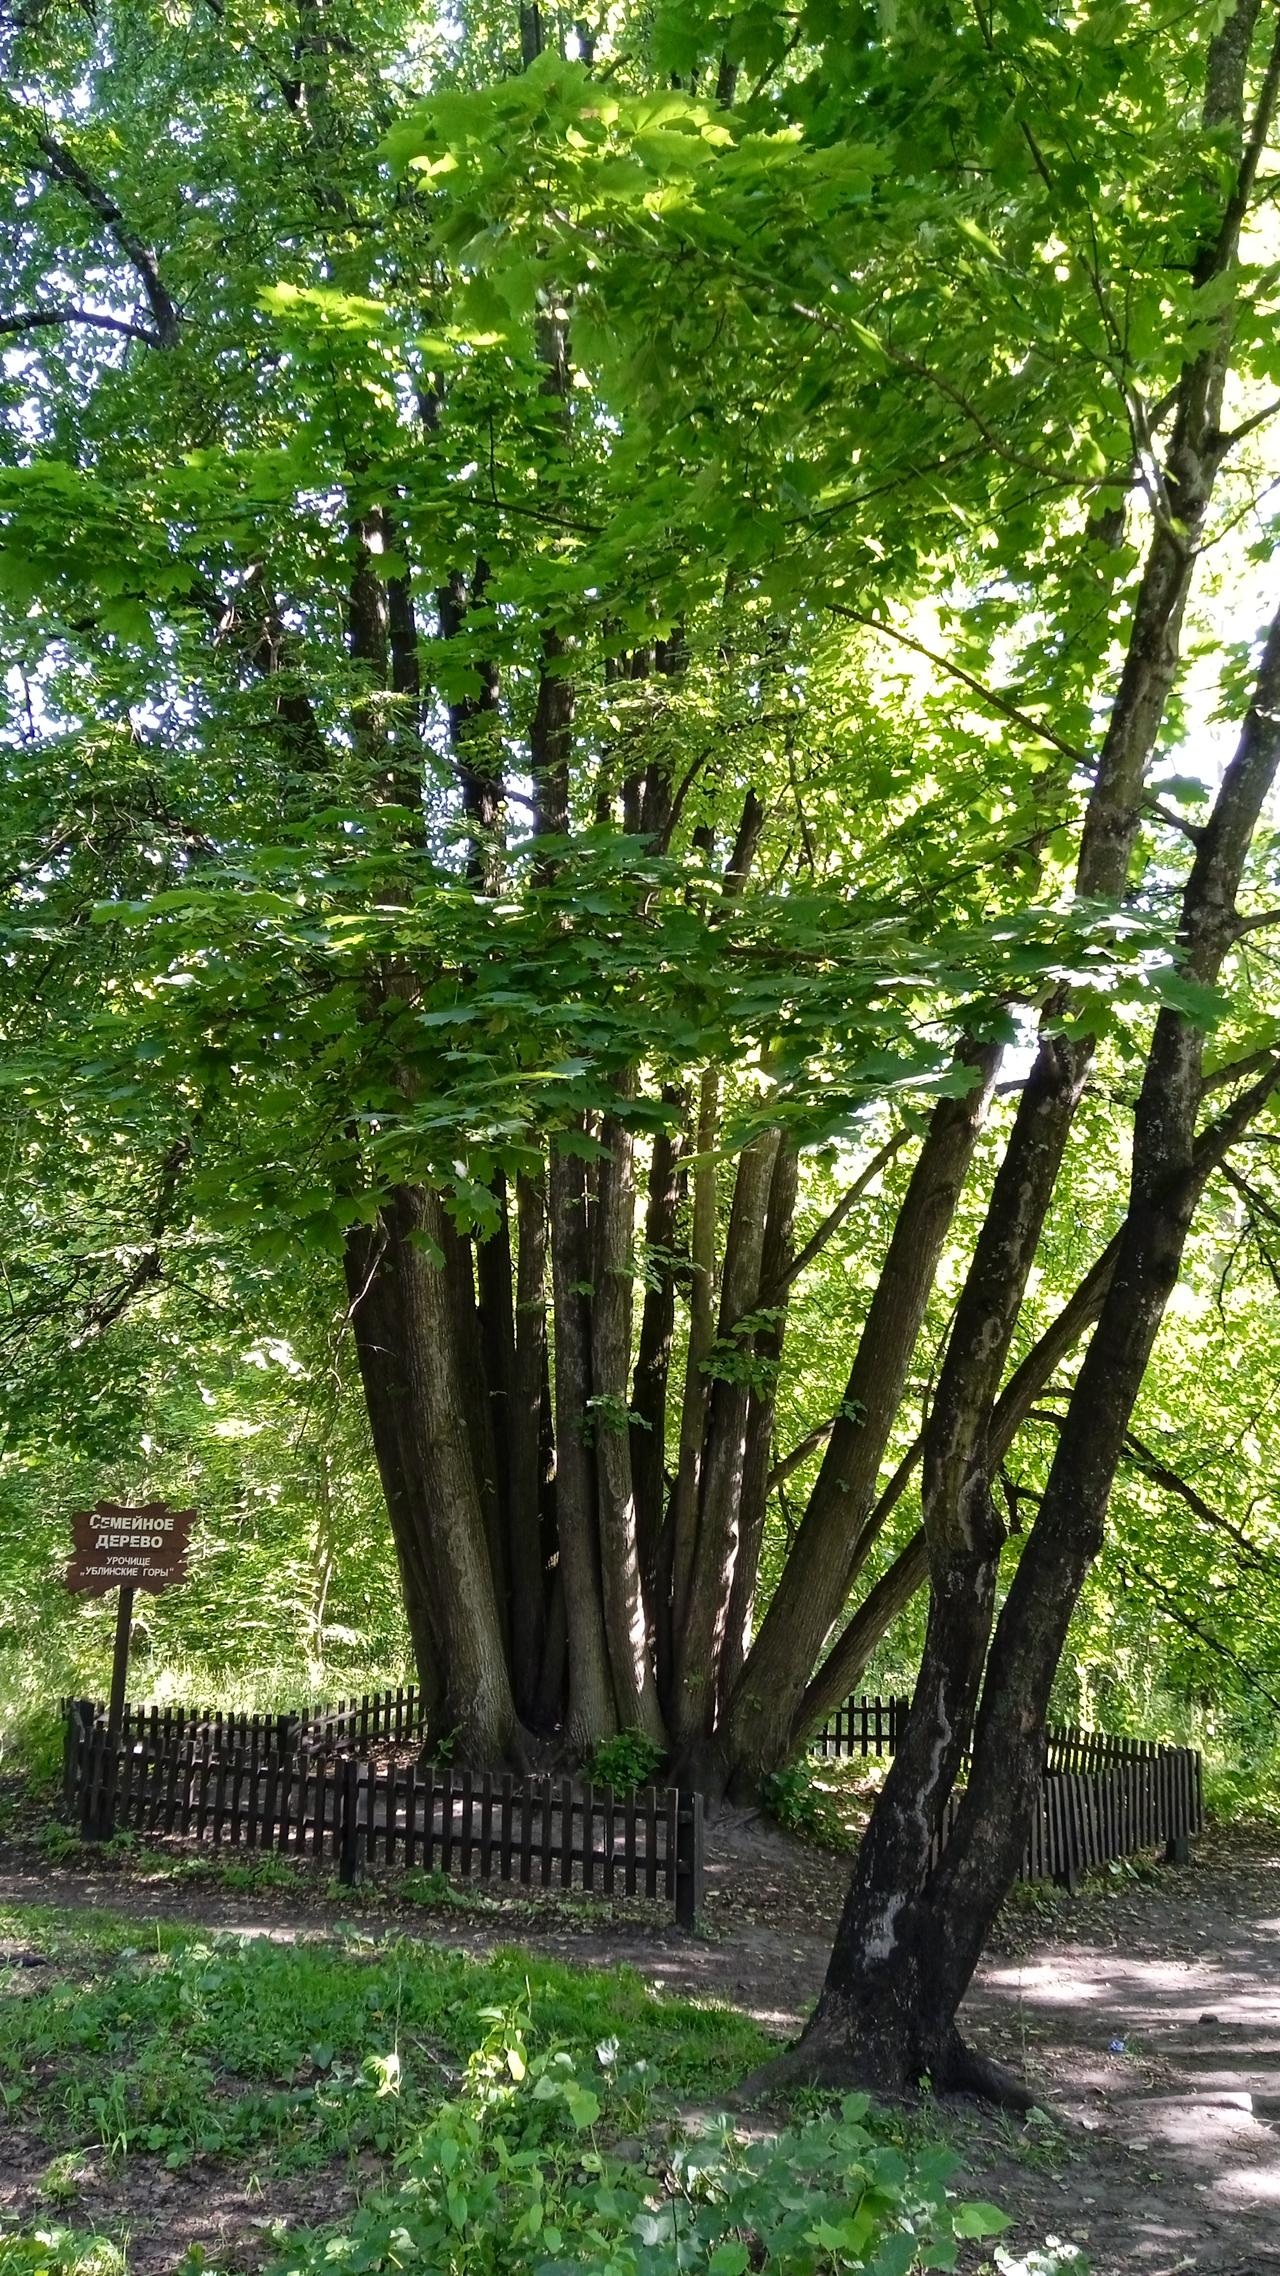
[3,1821,1277,2273]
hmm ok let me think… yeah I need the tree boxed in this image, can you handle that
[3,0,1280,2092]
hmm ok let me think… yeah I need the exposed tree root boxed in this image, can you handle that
[935,2029,1041,2111]
[739,2022,1041,2112]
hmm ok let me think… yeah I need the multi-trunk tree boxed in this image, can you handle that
[4,0,1279,2092]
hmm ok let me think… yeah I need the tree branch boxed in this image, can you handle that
[0,303,165,347]
[761,1130,909,1310]
[1114,1555,1280,1718]
[828,603,1090,770]
[1123,1427,1273,1573]
[767,1420,835,1495]
[33,129,180,347]
[798,1529,929,1736]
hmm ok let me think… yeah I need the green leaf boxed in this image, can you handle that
[952,2201,1014,2238]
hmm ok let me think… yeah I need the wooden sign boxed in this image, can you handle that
[66,1501,196,1598]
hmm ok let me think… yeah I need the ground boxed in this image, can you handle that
[1,1811,1277,2275]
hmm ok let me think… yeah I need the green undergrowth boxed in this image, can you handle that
[0,1904,764,2176]
[268,1999,1040,2276]
[0,2233,126,2276]
[0,1909,1086,2276]
[1202,1752,1280,1826]
[764,1758,884,1851]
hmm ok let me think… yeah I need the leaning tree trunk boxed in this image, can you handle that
[789,593,1280,2097]
[750,0,1279,2097]
[669,1124,781,1776]
[722,1039,1001,1795]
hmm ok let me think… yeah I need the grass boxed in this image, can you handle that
[0,1902,767,2178]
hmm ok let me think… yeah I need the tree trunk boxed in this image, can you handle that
[723,1044,1001,1794]
[439,1210,509,1646]
[781,474,1280,2108]
[630,1111,683,1606]
[661,1066,719,1691]
[342,1222,442,1720]
[592,1080,667,1742]
[720,1134,800,1716]
[549,1133,617,1749]
[382,1186,521,1764]
[671,1125,781,1771]
[509,1168,550,1719]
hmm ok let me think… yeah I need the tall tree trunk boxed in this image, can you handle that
[509,1168,550,1719]
[794,593,1280,2097]
[771,0,1280,2082]
[475,1176,517,1597]
[439,1211,509,1646]
[549,1134,617,1749]
[723,1042,1001,1794]
[661,1066,719,1695]
[342,1223,442,1721]
[592,1078,667,1741]
[384,1186,522,1764]
[670,1124,782,1771]
[720,1134,800,1715]
[630,1108,684,1605]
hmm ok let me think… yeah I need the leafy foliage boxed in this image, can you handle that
[273,1998,1017,2276]
[589,1731,669,1792]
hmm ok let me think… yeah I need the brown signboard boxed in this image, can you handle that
[66,1501,196,1598]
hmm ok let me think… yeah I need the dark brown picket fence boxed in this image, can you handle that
[810,1694,910,1758]
[929,1746,1203,1889]
[59,1685,428,1767]
[814,1691,1202,1888]
[61,1713,705,1926]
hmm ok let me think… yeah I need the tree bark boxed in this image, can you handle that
[724,1044,1001,1795]
[549,1133,617,1749]
[382,1186,521,1764]
[671,1124,782,1770]
[592,1078,667,1742]
[720,1134,800,1716]
[662,1067,719,1688]
[509,1168,550,1719]
[630,1111,684,1606]
[341,1223,442,1719]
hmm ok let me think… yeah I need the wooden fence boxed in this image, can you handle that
[929,1748,1203,1890]
[810,1694,910,1758]
[59,1686,428,1765]
[61,1714,704,1926]
[813,1693,1202,1889]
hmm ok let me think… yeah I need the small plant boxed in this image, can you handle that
[399,1866,472,1911]
[763,1759,853,1850]
[0,2231,124,2276]
[215,1852,302,1895]
[589,1728,666,1792]
[36,2153,92,2206]
[36,1821,84,1865]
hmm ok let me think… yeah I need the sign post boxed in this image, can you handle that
[66,1500,196,1832]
